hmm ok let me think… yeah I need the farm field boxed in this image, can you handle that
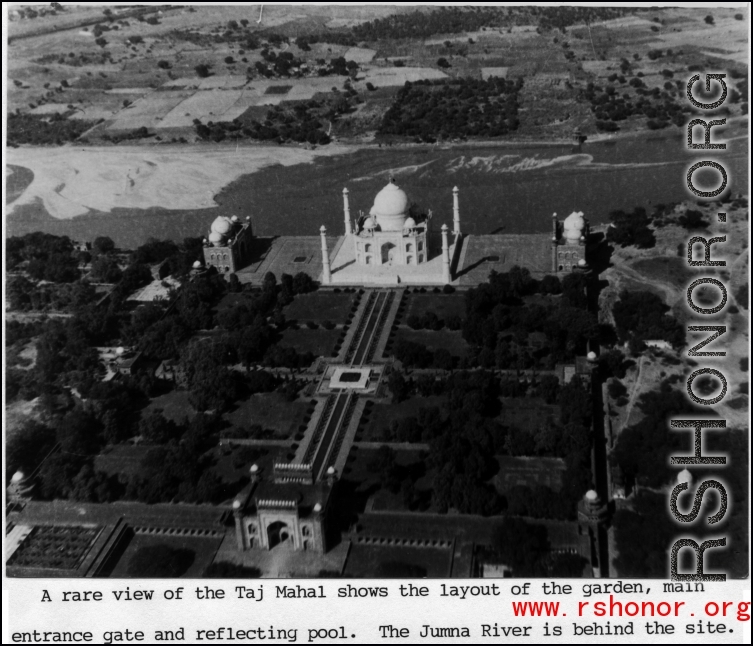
[156,89,245,129]
[106,90,193,131]
[9,6,747,149]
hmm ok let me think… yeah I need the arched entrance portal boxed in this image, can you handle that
[267,521,292,549]
[381,242,397,265]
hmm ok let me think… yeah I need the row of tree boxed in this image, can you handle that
[351,6,632,41]
[8,112,96,146]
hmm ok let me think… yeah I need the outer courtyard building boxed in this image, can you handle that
[202,214,253,273]
[552,210,590,274]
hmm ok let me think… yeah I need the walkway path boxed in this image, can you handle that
[285,288,399,482]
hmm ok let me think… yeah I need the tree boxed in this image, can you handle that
[388,370,410,403]
[93,236,115,255]
[38,452,87,499]
[90,254,122,283]
[606,207,655,249]
[138,410,181,444]
[406,314,422,330]
[292,272,316,294]
[262,271,277,293]
[678,209,708,230]
[95,37,107,48]
[436,57,451,69]
[227,272,242,292]
[6,420,56,475]
[612,491,678,576]
[247,370,277,393]
[612,290,683,347]
[180,339,240,412]
[157,60,171,69]
[704,15,714,25]
[57,409,103,456]
[194,64,212,78]
[433,348,454,371]
[539,274,561,295]
[538,374,559,404]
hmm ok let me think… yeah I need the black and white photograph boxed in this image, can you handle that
[4,1,748,600]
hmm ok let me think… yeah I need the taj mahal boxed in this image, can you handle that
[201,178,591,288]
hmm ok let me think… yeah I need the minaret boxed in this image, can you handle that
[452,186,461,235]
[342,188,352,235]
[551,212,558,273]
[232,499,245,550]
[320,225,331,284]
[441,224,451,284]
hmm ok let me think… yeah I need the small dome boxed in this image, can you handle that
[578,258,587,267]
[362,217,375,229]
[313,502,322,513]
[371,180,409,231]
[585,489,599,502]
[587,351,597,362]
[11,471,25,484]
[230,215,239,222]
[563,211,586,242]
[232,499,241,510]
[677,468,693,485]
[116,346,125,356]
[192,260,202,269]
[250,464,259,474]
[211,216,232,235]
[403,217,417,229]
[326,466,336,475]
[208,231,224,246]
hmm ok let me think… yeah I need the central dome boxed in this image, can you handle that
[371,180,409,231]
